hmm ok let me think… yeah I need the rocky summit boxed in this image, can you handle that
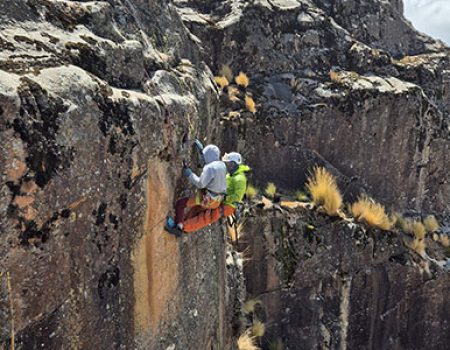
[0,0,449,349]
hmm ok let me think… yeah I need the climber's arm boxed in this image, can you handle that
[188,166,213,189]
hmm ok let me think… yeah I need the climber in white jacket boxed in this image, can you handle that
[165,144,227,236]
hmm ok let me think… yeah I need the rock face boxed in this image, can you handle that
[1,0,450,349]
[177,0,450,212]
[240,205,450,350]
[0,1,241,349]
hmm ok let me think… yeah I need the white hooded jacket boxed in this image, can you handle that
[188,145,227,194]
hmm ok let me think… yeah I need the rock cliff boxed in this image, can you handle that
[1,1,240,349]
[1,0,449,349]
[239,202,450,349]
[177,0,450,212]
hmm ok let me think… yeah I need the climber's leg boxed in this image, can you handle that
[174,191,203,224]
[186,194,199,208]
[175,196,191,224]
[182,209,214,233]
[182,204,235,233]
[185,205,203,220]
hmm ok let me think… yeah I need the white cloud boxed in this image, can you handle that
[403,0,450,45]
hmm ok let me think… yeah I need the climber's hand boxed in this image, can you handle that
[183,167,193,178]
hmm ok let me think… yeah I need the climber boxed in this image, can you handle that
[217,152,250,220]
[181,152,250,234]
[165,144,227,236]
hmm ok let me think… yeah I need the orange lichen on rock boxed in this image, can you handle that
[7,159,27,183]
[20,180,39,194]
[133,159,179,334]
[13,195,35,208]
[22,206,38,221]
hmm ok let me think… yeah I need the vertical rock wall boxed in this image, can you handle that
[239,207,450,350]
[0,1,240,349]
[177,0,450,213]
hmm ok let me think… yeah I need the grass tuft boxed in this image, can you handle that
[411,221,426,240]
[238,330,260,350]
[440,234,450,247]
[228,86,240,102]
[219,64,233,82]
[397,217,414,233]
[214,76,229,89]
[306,167,342,216]
[329,70,342,83]
[251,319,265,338]
[235,71,250,87]
[397,55,426,65]
[245,95,257,113]
[350,197,392,230]
[391,212,402,227]
[246,185,259,199]
[423,215,439,233]
[265,182,277,199]
[243,299,262,315]
[410,238,426,256]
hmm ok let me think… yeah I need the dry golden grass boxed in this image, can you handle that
[280,201,311,209]
[246,185,258,199]
[260,196,274,210]
[235,71,250,87]
[371,48,381,57]
[423,215,439,233]
[227,224,237,243]
[329,70,342,83]
[411,221,426,240]
[391,212,402,227]
[235,220,246,243]
[227,111,241,120]
[290,77,301,92]
[219,64,233,82]
[245,95,257,113]
[433,233,439,241]
[265,182,277,198]
[251,319,265,338]
[350,197,392,231]
[398,217,414,233]
[228,85,240,102]
[243,299,262,315]
[238,330,260,350]
[410,238,426,256]
[396,55,426,65]
[214,76,229,89]
[306,167,342,216]
[440,234,450,247]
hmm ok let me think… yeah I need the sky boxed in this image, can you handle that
[403,0,450,45]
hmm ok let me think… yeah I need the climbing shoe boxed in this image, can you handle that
[166,216,176,229]
[164,225,183,238]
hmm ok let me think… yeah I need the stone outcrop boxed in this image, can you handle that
[0,1,241,349]
[177,0,450,212]
[239,204,450,350]
[1,0,450,349]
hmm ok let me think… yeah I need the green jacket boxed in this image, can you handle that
[224,164,250,208]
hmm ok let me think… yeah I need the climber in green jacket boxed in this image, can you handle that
[209,152,250,222]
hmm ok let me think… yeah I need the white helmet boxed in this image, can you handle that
[222,152,242,164]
